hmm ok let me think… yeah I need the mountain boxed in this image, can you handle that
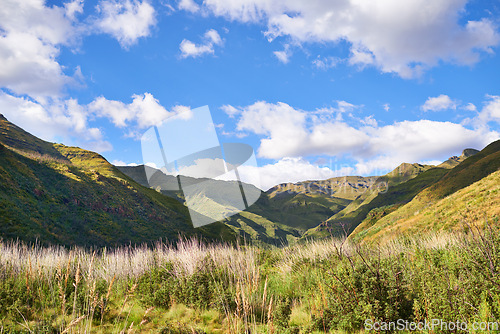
[118,165,373,245]
[118,156,465,245]
[0,115,236,247]
[350,139,500,243]
[117,165,303,246]
[437,148,480,168]
[298,162,439,239]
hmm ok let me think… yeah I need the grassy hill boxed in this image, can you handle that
[300,162,442,239]
[117,159,457,245]
[0,115,236,247]
[117,137,496,247]
[350,139,500,243]
[352,169,500,243]
[437,148,479,168]
[118,165,304,246]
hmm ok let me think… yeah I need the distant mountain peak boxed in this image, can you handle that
[461,148,480,158]
[438,147,479,169]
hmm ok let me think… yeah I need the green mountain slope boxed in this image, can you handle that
[118,161,445,245]
[118,165,302,246]
[353,169,500,243]
[437,148,479,168]
[117,142,491,246]
[0,115,68,161]
[0,115,236,247]
[299,162,439,239]
[351,139,500,243]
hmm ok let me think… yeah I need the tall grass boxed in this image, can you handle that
[0,227,499,333]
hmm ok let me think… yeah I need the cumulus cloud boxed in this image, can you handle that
[65,0,84,20]
[236,157,353,190]
[0,91,112,153]
[226,100,499,176]
[95,0,156,48]
[464,103,477,112]
[476,95,500,126]
[422,94,457,112]
[179,29,223,58]
[0,0,82,98]
[199,0,499,77]
[178,0,200,12]
[112,160,139,166]
[88,93,191,129]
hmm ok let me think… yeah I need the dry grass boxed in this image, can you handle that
[355,169,500,244]
[0,230,492,333]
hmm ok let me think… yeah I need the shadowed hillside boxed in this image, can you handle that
[0,115,236,247]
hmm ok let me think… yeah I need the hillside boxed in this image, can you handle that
[350,139,500,243]
[437,148,479,168]
[118,165,303,246]
[352,169,500,243]
[118,158,461,245]
[0,115,236,247]
[300,162,441,239]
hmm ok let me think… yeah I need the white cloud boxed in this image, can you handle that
[0,0,81,98]
[0,91,112,153]
[476,95,500,126]
[464,103,477,111]
[232,101,308,158]
[226,100,499,177]
[312,56,340,70]
[200,0,499,78]
[88,93,191,129]
[383,103,390,112]
[273,44,292,64]
[178,0,200,12]
[361,115,378,127]
[238,157,353,190]
[179,29,223,58]
[422,94,457,112]
[65,0,84,20]
[112,160,139,166]
[95,0,156,48]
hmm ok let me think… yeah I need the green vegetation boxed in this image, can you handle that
[0,115,236,247]
[350,140,500,244]
[1,228,500,333]
[317,167,449,237]
[352,169,500,243]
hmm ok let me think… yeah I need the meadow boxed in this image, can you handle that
[0,223,499,333]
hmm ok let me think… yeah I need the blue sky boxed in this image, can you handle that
[1,0,500,189]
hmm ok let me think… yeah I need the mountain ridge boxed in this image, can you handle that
[0,115,237,247]
[350,139,500,243]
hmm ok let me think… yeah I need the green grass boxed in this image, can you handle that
[321,167,449,237]
[350,139,500,243]
[353,169,500,243]
[0,137,236,247]
[1,229,500,333]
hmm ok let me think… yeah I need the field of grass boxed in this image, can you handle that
[1,225,500,333]
[352,169,500,244]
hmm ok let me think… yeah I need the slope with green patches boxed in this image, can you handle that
[437,148,480,168]
[0,116,236,247]
[350,139,500,243]
[299,162,440,239]
[117,165,303,245]
[118,165,350,245]
[353,169,500,243]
